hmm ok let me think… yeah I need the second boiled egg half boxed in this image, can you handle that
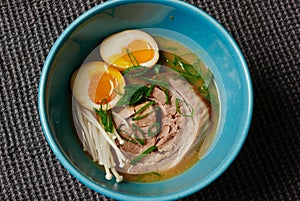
[71,61,125,111]
[100,30,159,70]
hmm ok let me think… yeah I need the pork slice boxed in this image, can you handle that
[114,102,157,139]
[164,95,178,117]
[117,73,210,174]
[120,137,156,154]
[121,141,143,154]
[115,101,159,156]
[118,106,135,119]
[152,87,167,105]
[113,106,134,132]
[156,107,180,147]
[134,101,156,128]
[155,125,176,147]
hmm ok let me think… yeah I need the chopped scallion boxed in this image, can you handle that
[130,145,158,165]
[142,77,170,88]
[131,123,145,145]
[145,84,155,97]
[116,84,148,106]
[94,99,114,132]
[175,98,194,118]
[148,122,161,137]
[153,64,162,74]
[160,86,170,105]
[132,101,155,121]
[126,48,139,66]
[122,65,148,77]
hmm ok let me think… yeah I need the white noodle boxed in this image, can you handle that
[82,110,126,161]
[79,111,95,158]
[74,104,88,149]
[111,167,123,182]
[113,128,125,145]
[87,122,97,160]
[104,165,113,180]
[92,124,103,164]
[74,101,125,182]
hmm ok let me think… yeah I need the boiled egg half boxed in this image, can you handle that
[100,30,159,70]
[71,61,125,111]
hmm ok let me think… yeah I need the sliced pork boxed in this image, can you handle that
[115,73,211,174]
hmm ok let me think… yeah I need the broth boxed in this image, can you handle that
[71,31,220,183]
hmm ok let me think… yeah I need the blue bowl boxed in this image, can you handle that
[38,0,253,200]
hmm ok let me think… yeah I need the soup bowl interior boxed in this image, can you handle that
[39,1,253,200]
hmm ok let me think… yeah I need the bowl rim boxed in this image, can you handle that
[38,0,253,200]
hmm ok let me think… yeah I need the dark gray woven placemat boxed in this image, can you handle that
[0,0,299,200]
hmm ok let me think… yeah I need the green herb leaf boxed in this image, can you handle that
[153,64,162,74]
[165,54,204,82]
[145,84,155,97]
[118,128,143,145]
[198,86,210,102]
[126,48,139,66]
[130,146,158,165]
[132,101,155,121]
[94,99,114,132]
[123,65,148,77]
[159,86,170,105]
[135,138,145,146]
[204,69,214,88]
[132,123,145,145]
[142,77,170,88]
[162,53,215,102]
[178,59,199,77]
[116,84,145,106]
[117,84,155,106]
[129,86,151,105]
[148,122,161,137]
[113,88,123,96]
[175,98,194,118]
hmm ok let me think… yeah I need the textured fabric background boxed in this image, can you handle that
[0,0,299,200]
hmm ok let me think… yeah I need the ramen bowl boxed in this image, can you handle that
[38,0,253,200]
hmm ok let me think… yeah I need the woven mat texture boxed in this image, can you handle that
[0,0,299,200]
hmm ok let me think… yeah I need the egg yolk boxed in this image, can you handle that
[88,71,118,104]
[111,39,155,67]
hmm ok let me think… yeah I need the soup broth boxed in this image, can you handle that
[70,30,219,183]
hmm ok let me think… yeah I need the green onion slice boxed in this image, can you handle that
[123,65,148,77]
[126,48,139,66]
[153,64,162,74]
[130,145,158,165]
[131,123,145,145]
[142,77,170,88]
[94,99,114,132]
[145,84,155,97]
[116,84,148,106]
[175,98,194,118]
[148,122,161,137]
[132,101,155,121]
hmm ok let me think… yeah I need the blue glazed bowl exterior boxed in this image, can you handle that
[38,0,253,200]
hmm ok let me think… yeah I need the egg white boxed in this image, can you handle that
[71,61,125,111]
[100,30,159,69]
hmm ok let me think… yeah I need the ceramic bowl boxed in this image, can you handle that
[38,0,253,200]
